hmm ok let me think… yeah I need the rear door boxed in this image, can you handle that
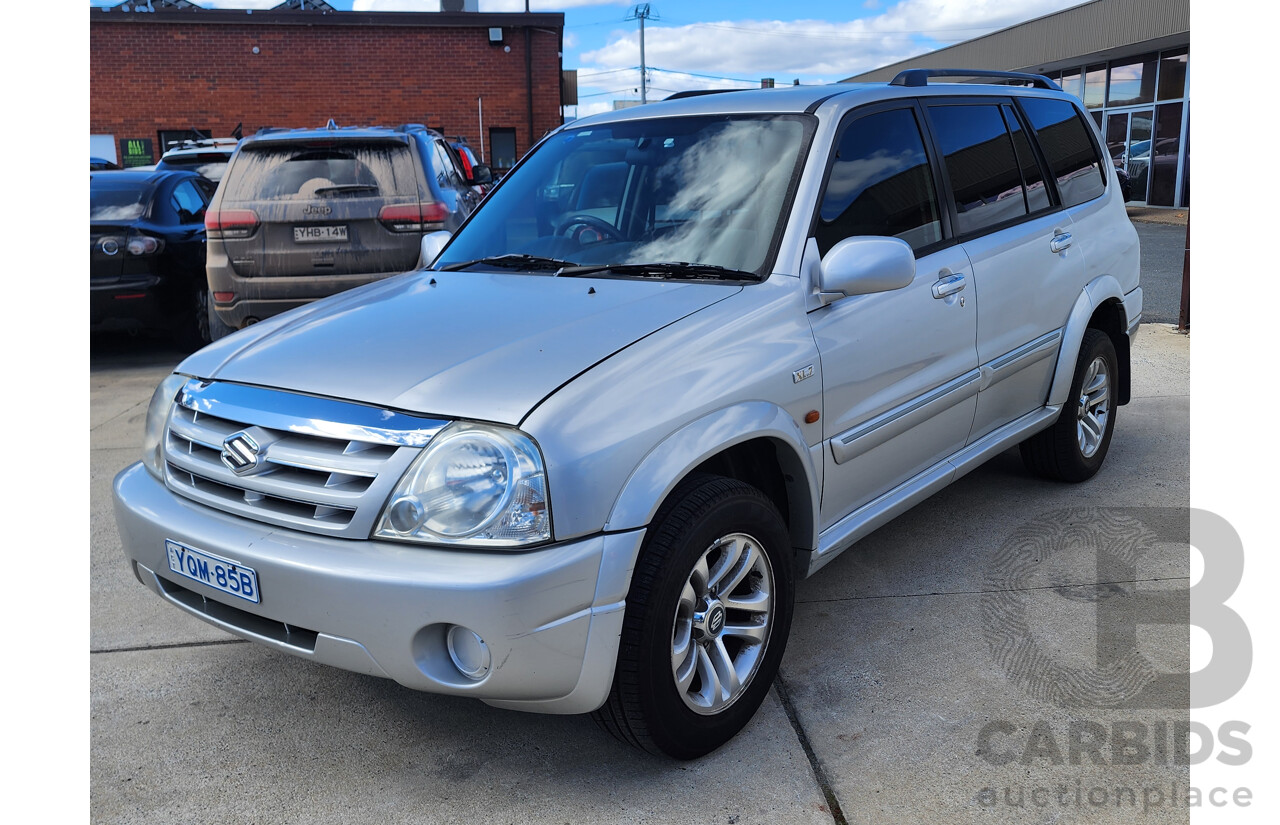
[922,98,1088,444]
[217,139,423,279]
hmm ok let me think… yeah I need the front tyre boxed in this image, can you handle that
[593,475,794,759]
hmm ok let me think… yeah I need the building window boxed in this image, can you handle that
[489,128,518,171]
[1148,103,1184,207]
[1107,53,1158,107]
[1060,68,1083,102]
[158,128,212,154]
[1081,64,1107,109]
[1157,49,1189,101]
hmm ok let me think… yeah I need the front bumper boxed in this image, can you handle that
[113,462,641,714]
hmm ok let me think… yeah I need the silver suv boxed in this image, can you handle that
[114,71,1141,759]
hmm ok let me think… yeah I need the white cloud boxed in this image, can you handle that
[578,0,1090,81]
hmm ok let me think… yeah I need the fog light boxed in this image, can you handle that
[446,625,491,681]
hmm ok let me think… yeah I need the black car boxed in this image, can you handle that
[91,169,217,346]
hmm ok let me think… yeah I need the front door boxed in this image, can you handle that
[807,103,979,530]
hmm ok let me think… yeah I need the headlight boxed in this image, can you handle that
[141,373,188,479]
[375,422,551,548]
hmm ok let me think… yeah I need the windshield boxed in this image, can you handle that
[436,114,813,278]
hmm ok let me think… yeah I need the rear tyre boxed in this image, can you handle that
[1019,328,1118,482]
[174,285,213,350]
[592,474,793,759]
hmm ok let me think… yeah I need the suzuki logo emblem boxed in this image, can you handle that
[220,431,263,474]
[707,604,726,636]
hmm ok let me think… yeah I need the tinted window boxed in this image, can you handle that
[1107,54,1158,107]
[1003,105,1050,213]
[929,104,1027,236]
[1157,49,1188,101]
[90,182,152,221]
[157,152,232,181]
[171,181,207,222]
[816,107,941,255]
[1020,98,1107,208]
[432,141,461,188]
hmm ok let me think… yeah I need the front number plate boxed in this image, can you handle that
[165,539,261,604]
[294,225,348,243]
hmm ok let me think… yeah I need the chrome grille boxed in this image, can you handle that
[163,380,447,538]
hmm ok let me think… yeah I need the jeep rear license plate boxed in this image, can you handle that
[294,225,348,243]
[165,539,260,604]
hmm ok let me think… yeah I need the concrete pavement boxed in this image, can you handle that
[90,324,1190,824]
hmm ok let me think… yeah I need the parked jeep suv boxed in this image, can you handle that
[204,122,489,336]
[114,72,1140,759]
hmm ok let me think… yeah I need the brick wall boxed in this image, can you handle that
[89,11,563,168]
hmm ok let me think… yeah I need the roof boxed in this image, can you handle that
[90,168,202,186]
[91,4,563,29]
[569,78,1077,128]
[573,85,867,127]
[845,0,1189,82]
[243,122,443,146]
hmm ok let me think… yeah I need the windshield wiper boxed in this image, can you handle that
[314,184,379,195]
[554,261,757,281]
[441,253,580,272]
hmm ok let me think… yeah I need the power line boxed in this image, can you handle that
[577,66,641,79]
[648,66,760,84]
[658,17,1007,41]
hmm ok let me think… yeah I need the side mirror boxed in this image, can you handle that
[469,164,493,185]
[817,236,916,305]
[418,230,451,269]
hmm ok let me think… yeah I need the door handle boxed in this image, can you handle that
[1050,232,1073,253]
[931,274,966,299]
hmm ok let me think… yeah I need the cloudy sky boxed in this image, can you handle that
[90,0,1093,115]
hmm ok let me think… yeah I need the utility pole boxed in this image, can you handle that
[627,4,655,104]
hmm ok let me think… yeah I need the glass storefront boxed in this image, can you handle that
[1046,47,1189,207]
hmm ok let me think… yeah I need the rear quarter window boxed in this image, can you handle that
[1019,97,1107,208]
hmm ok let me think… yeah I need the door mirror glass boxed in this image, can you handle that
[818,236,915,304]
[470,164,493,185]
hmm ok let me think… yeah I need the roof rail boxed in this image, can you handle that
[663,89,745,101]
[889,68,1061,92]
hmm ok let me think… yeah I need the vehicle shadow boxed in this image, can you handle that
[91,331,195,372]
